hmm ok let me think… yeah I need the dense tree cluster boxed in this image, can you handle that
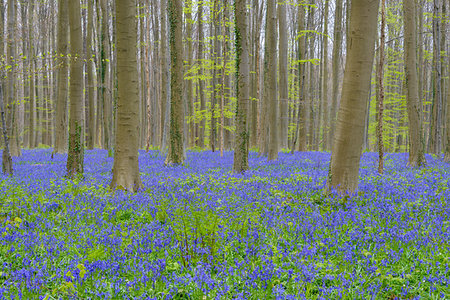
[0,0,448,193]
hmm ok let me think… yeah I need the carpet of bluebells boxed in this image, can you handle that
[0,149,449,300]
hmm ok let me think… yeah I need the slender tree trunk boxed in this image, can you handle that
[224,2,232,151]
[220,0,229,157]
[94,0,102,148]
[100,0,112,152]
[185,0,195,149]
[294,3,307,152]
[160,0,168,147]
[28,5,36,149]
[210,0,220,152]
[86,0,95,150]
[6,0,19,157]
[278,1,288,149]
[250,0,262,149]
[377,0,385,174]
[266,0,278,160]
[321,0,330,151]
[445,59,450,162]
[430,0,442,154]
[0,84,12,175]
[145,3,153,151]
[328,0,380,194]
[328,0,343,148]
[307,3,315,150]
[166,0,184,165]
[0,4,12,174]
[66,0,84,178]
[197,2,206,148]
[404,0,426,166]
[111,0,142,192]
[233,0,250,173]
[54,0,69,153]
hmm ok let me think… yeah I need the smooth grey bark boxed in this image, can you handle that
[328,0,380,194]
[160,0,168,147]
[266,0,278,160]
[66,0,84,178]
[404,0,426,166]
[321,0,330,150]
[429,0,443,154]
[278,1,288,149]
[328,0,343,149]
[86,0,96,150]
[54,0,69,154]
[233,0,250,173]
[0,84,12,175]
[110,0,142,192]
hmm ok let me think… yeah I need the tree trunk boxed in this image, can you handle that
[404,0,426,166]
[210,0,220,152]
[321,0,330,151]
[224,3,233,151]
[445,59,450,162]
[86,0,96,150]
[220,0,229,157]
[278,1,288,149]
[197,2,206,149]
[0,84,12,175]
[307,3,315,150]
[54,0,69,153]
[110,0,142,192]
[166,0,184,165]
[377,0,385,174]
[292,2,307,153]
[6,0,20,157]
[66,0,84,178]
[233,0,250,173]
[28,0,36,149]
[186,0,195,149]
[100,0,112,152]
[160,0,168,147]
[429,0,442,154]
[0,4,12,174]
[328,0,380,194]
[328,0,343,148]
[266,0,278,160]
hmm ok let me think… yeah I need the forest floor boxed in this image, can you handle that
[0,149,449,299]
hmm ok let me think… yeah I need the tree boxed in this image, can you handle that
[403,0,426,167]
[328,0,380,194]
[321,0,330,150]
[0,84,12,176]
[210,0,220,152]
[66,0,84,178]
[377,0,386,174]
[100,0,112,151]
[166,0,184,165]
[328,0,344,148]
[445,60,450,163]
[197,1,206,148]
[278,1,288,149]
[86,0,96,150]
[160,0,168,147]
[54,0,69,154]
[429,0,443,154]
[266,0,278,160]
[110,0,142,192]
[233,0,250,173]
[0,2,11,175]
[291,2,307,153]
[6,0,20,157]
